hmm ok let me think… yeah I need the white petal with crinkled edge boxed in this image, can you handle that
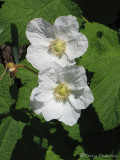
[58,102,81,126]
[26,16,88,68]
[27,43,69,69]
[30,99,43,115]
[26,18,56,43]
[69,85,94,110]
[29,62,94,126]
[30,88,43,114]
[27,38,50,56]
[60,65,87,90]
[30,87,40,101]
[51,54,69,67]
[34,79,56,102]
[54,15,79,40]
[26,44,52,70]
[66,32,88,60]
[38,62,62,83]
[41,99,62,121]
[30,37,53,48]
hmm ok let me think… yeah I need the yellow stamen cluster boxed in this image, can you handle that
[49,39,66,56]
[54,83,71,101]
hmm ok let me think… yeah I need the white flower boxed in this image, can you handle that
[26,15,88,70]
[30,63,94,126]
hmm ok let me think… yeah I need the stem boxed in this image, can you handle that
[82,16,89,23]
[11,23,19,64]
[13,46,19,64]
[0,68,7,80]
[16,64,38,75]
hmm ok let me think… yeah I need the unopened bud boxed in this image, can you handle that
[5,63,17,74]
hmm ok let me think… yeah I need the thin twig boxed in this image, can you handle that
[0,67,7,80]
[82,16,89,23]
[16,64,38,75]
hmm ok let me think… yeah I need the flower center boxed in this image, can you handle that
[49,39,66,56]
[54,83,71,101]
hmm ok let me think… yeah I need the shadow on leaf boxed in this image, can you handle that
[11,112,81,160]
[78,105,120,159]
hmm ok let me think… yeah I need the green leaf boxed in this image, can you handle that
[0,65,17,115]
[0,0,82,45]
[45,145,63,160]
[16,59,38,110]
[0,116,25,160]
[80,22,120,130]
[116,150,120,160]
[63,123,82,142]
[11,23,19,64]
[73,146,90,160]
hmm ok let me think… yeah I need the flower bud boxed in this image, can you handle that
[5,62,17,74]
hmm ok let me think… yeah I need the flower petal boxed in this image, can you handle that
[68,59,76,66]
[69,85,94,110]
[30,88,43,114]
[38,62,62,83]
[59,102,80,126]
[41,99,62,121]
[26,44,52,70]
[34,79,55,102]
[66,32,88,60]
[54,15,79,40]
[51,54,69,67]
[30,99,43,115]
[26,42,70,70]
[30,87,39,101]
[60,65,87,90]
[26,18,56,43]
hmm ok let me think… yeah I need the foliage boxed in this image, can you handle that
[16,59,38,110]
[0,116,25,160]
[0,0,120,159]
[0,65,17,115]
[80,22,120,130]
[0,0,83,45]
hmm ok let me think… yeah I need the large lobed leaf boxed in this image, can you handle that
[80,22,120,130]
[0,0,83,45]
[16,59,38,110]
[0,65,17,115]
[0,116,25,160]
